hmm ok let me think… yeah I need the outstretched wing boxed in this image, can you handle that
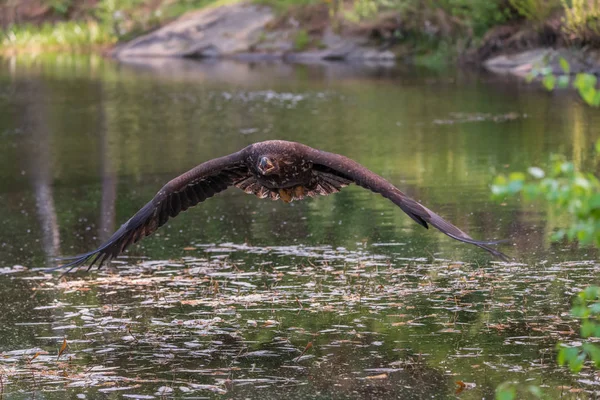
[304,146,509,261]
[52,149,251,273]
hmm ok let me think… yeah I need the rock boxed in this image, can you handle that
[113,3,275,59]
[113,2,397,64]
[483,48,555,77]
[484,47,599,78]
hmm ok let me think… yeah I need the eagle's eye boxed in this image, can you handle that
[258,157,276,174]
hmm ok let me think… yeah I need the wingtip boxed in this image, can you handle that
[477,243,511,262]
[46,251,106,275]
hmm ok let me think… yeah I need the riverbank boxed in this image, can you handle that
[2,0,600,72]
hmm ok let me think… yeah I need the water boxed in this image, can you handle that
[0,54,599,399]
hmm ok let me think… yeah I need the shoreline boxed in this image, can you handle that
[2,1,600,79]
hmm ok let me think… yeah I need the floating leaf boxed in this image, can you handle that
[57,337,67,360]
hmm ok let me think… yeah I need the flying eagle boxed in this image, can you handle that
[54,140,508,272]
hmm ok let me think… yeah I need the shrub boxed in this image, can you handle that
[561,0,600,43]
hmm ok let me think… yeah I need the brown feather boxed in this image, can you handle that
[53,140,508,274]
[304,146,509,261]
[54,151,251,273]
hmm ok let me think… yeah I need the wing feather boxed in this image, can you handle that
[52,149,251,273]
[306,146,509,261]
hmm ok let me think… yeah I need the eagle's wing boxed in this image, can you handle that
[305,147,509,261]
[52,149,251,273]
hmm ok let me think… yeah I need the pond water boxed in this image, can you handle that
[0,54,599,399]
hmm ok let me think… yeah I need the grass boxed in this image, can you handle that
[1,21,115,55]
[293,29,311,51]
[2,0,600,58]
[252,0,322,13]
[0,0,242,54]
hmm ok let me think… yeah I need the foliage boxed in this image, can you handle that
[560,0,600,42]
[509,0,560,24]
[493,57,600,398]
[4,0,597,56]
[350,0,382,20]
[47,0,73,15]
[347,0,511,37]
[491,145,600,247]
[557,286,600,372]
[293,29,311,50]
[440,0,511,37]
[345,0,415,21]
[252,0,321,13]
[0,21,115,53]
[495,382,543,400]
[492,56,600,243]
[527,56,600,105]
[0,0,236,52]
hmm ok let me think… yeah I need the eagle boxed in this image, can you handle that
[54,140,508,272]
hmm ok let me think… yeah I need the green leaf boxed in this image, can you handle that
[582,320,596,337]
[557,75,570,89]
[558,346,579,366]
[589,302,600,314]
[593,91,600,107]
[507,179,524,193]
[551,229,566,241]
[595,139,600,154]
[509,172,526,181]
[574,73,597,90]
[496,383,516,400]
[569,352,585,372]
[542,74,556,91]
[584,286,600,300]
[583,343,600,366]
[559,57,570,74]
[579,86,596,106]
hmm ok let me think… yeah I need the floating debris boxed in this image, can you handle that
[0,243,598,398]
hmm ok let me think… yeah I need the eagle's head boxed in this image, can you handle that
[257,156,278,175]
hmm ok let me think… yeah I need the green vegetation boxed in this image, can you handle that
[2,0,600,56]
[492,60,600,399]
[492,147,600,247]
[253,0,321,13]
[1,21,115,54]
[293,29,311,50]
[495,382,543,400]
[493,58,600,247]
[0,0,236,53]
[510,0,559,24]
[559,286,600,372]
[561,0,600,43]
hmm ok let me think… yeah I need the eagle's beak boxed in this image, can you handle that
[258,157,275,174]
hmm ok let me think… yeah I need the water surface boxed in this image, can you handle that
[0,54,598,399]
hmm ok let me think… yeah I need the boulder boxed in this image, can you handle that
[113,3,275,59]
[484,48,599,78]
[112,2,397,64]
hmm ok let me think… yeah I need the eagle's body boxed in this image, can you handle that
[55,140,508,272]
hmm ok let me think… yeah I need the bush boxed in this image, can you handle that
[492,144,600,247]
[1,21,115,54]
[509,0,560,24]
[493,58,600,399]
[561,0,600,43]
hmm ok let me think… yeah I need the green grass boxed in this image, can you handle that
[252,0,322,13]
[293,29,311,51]
[1,21,115,54]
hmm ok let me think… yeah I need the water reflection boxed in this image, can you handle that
[0,55,599,398]
[22,80,61,264]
